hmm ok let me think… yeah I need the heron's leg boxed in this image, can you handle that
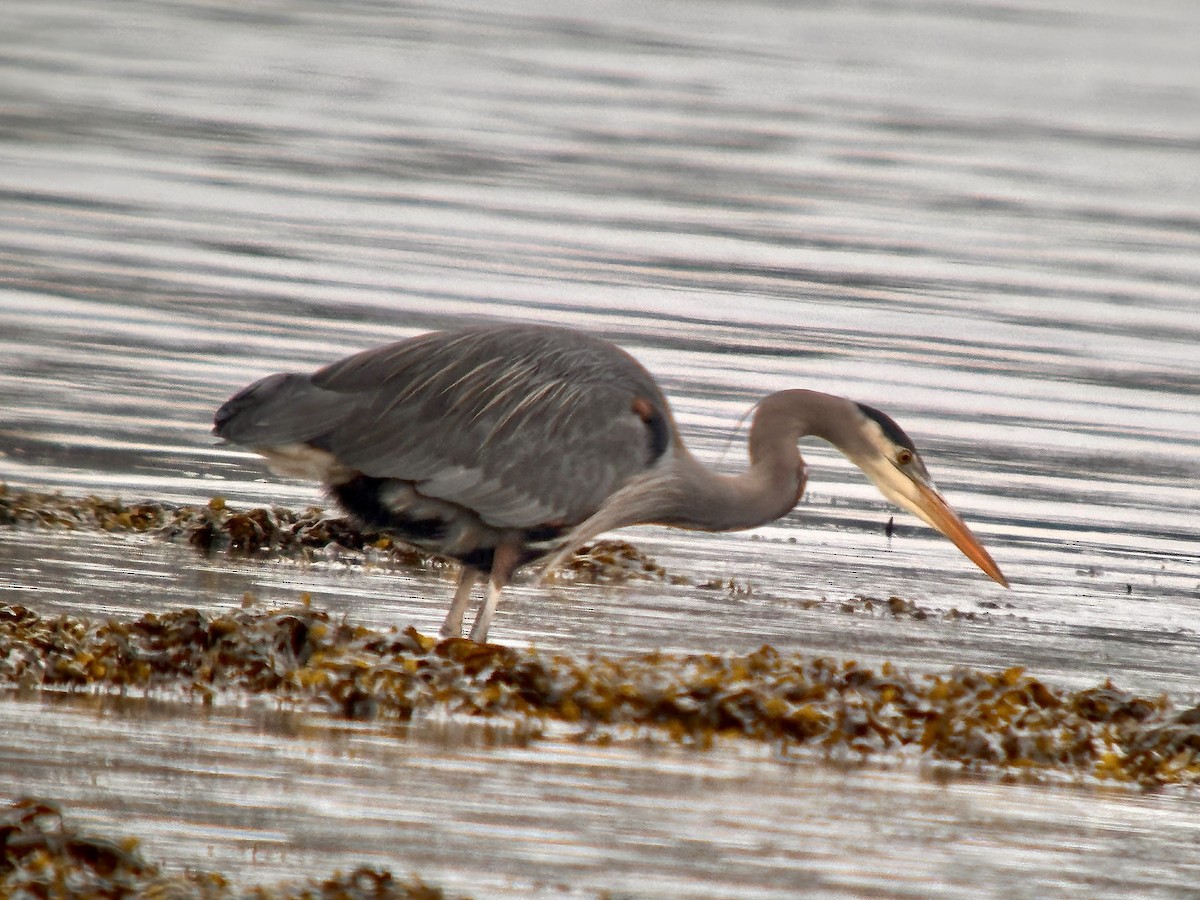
[468,542,520,643]
[468,581,505,644]
[440,566,479,638]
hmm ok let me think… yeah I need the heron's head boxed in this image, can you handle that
[846,402,1008,587]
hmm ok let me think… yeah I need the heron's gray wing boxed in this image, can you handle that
[312,326,673,529]
[214,373,350,447]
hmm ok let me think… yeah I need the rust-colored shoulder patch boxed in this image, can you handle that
[631,396,670,461]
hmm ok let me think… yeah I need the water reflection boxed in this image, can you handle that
[4,693,1199,898]
[2,0,1199,894]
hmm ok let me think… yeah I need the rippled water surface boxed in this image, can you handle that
[2,0,1199,895]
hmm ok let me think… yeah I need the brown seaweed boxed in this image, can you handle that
[1,601,1196,788]
[0,798,451,899]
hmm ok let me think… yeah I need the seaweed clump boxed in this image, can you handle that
[0,798,450,899]
[0,486,668,582]
[1,487,1005,615]
[1,601,1197,788]
[0,485,433,565]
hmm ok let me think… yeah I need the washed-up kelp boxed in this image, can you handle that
[0,485,668,583]
[0,486,1014,620]
[1,601,1196,788]
[0,798,450,899]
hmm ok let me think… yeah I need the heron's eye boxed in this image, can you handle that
[896,449,914,466]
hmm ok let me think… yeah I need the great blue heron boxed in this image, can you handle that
[214,323,1007,642]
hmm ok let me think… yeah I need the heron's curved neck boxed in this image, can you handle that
[664,390,858,532]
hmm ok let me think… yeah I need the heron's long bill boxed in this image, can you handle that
[904,482,1009,587]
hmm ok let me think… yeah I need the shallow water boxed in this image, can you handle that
[2,693,1199,899]
[2,0,1199,895]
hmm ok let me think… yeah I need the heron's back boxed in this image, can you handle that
[214,324,676,572]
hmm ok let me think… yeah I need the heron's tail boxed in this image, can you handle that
[213,373,347,447]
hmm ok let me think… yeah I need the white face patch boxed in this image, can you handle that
[857,410,934,483]
[860,416,899,462]
[847,411,944,527]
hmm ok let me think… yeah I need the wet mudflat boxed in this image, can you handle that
[2,0,1199,896]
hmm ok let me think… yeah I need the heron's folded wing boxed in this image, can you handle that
[313,329,670,529]
[214,373,351,446]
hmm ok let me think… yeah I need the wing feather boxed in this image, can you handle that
[303,325,675,528]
